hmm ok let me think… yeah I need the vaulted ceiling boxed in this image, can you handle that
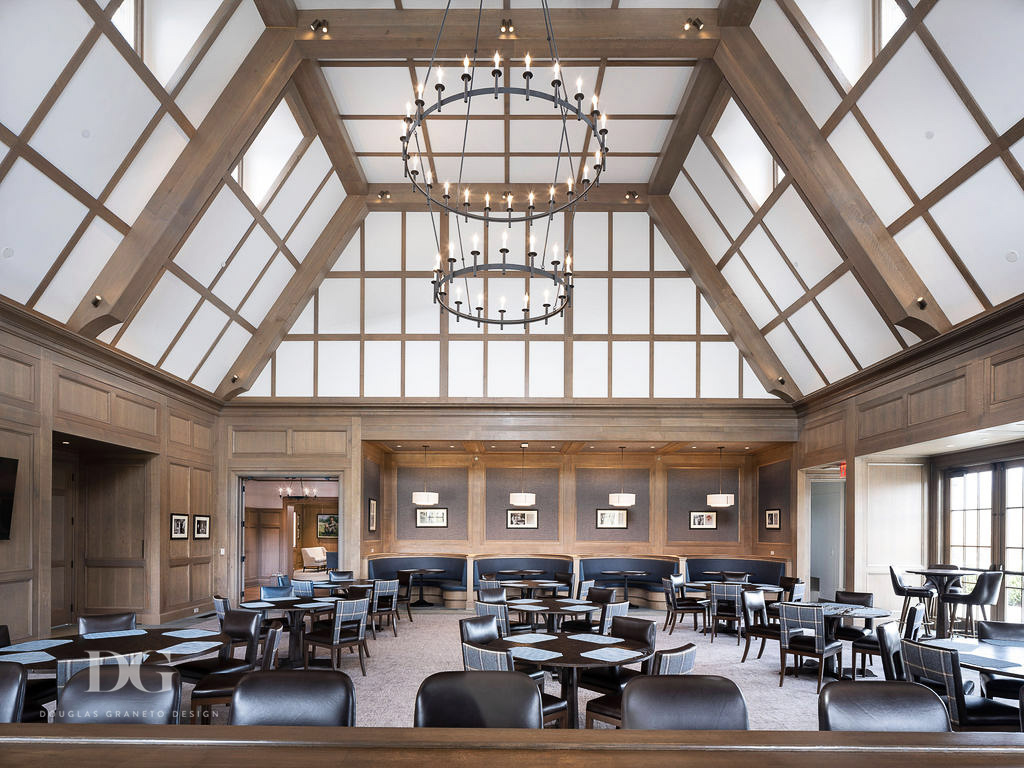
[0,0,1021,406]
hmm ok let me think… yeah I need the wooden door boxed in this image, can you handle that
[51,455,77,627]
[244,507,285,585]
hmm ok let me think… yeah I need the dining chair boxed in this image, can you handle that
[191,621,284,724]
[304,597,370,676]
[458,616,544,683]
[585,643,697,728]
[579,616,657,697]
[275,575,292,588]
[943,571,1003,637]
[818,681,950,732]
[175,610,261,685]
[766,576,802,619]
[213,594,231,626]
[396,570,414,622]
[77,612,136,634]
[368,578,400,639]
[460,643,567,728]
[620,675,748,730]
[328,570,355,582]
[890,566,936,634]
[55,665,181,724]
[293,579,315,598]
[708,583,744,644]
[260,584,294,599]
[576,579,596,600]
[722,571,750,583]
[553,571,574,597]
[414,671,543,728]
[561,588,618,634]
[740,588,781,663]
[477,586,507,604]
[0,662,26,724]
[662,577,708,635]
[474,600,512,636]
[778,603,843,693]
[230,670,355,726]
[901,638,1018,731]
[0,625,55,722]
[833,590,876,642]
[977,621,1024,701]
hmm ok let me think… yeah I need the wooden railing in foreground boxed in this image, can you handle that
[0,726,1022,767]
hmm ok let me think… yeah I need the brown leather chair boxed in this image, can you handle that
[458,616,544,683]
[0,662,26,723]
[54,665,181,724]
[578,616,656,696]
[77,612,136,634]
[229,670,355,726]
[621,675,748,730]
[977,621,1024,701]
[818,680,950,732]
[460,643,567,728]
[833,590,876,642]
[191,622,284,724]
[175,609,260,684]
[585,643,697,729]
[414,671,542,728]
[0,624,55,722]
[740,588,781,663]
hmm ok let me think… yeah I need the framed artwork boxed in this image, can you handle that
[596,508,628,529]
[765,509,781,529]
[368,498,378,533]
[193,515,210,540]
[317,513,339,538]
[689,511,718,530]
[293,511,303,547]
[416,507,448,528]
[506,509,538,529]
[170,513,189,540]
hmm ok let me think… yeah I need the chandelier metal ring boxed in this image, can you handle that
[432,262,572,327]
[402,85,609,223]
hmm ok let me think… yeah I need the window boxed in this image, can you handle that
[947,468,992,571]
[1005,464,1024,622]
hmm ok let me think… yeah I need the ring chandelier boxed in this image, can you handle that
[400,0,611,327]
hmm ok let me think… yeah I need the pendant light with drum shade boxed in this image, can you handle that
[411,445,439,505]
[509,443,536,507]
[707,447,735,508]
[608,446,636,507]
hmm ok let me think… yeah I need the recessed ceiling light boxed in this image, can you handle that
[396,444,402,448]
[691,445,697,449]
[61,440,70,445]
[945,444,954,448]
[924,130,935,140]
[744,446,750,450]
[449,445,455,448]
[1007,250,1019,263]
[1,247,13,259]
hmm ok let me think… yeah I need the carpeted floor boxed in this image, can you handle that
[176,606,980,729]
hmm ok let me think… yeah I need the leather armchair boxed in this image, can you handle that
[578,616,656,696]
[621,675,748,730]
[459,615,500,645]
[818,680,949,732]
[0,662,26,723]
[414,671,542,728]
[77,612,136,634]
[54,665,180,724]
[175,609,260,684]
[0,625,55,722]
[833,590,875,642]
[230,670,355,726]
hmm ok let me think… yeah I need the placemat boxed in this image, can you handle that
[295,602,333,609]
[509,647,562,662]
[960,654,1021,670]
[581,647,641,663]
[263,596,295,602]
[557,598,591,604]
[162,628,219,639]
[159,641,222,655]
[508,599,542,605]
[512,604,546,612]
[240,601,274,608]
[0,651,55,664]
[569,633,621,644]
[505,633,557,644]
[1,639,72,652]
[82,629,148,640]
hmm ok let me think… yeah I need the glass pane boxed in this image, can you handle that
[1007,548,1024,574]
[1008,466,1023,509]
[965,472,978,507]
[979,470,992,509]
[964,510,977,547]
[950,475,964,507]
[950,509,964,545]
[1008,508,1023,550]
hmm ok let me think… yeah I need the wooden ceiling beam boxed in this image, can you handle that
[291,60,368,195]
[648,60,724,194]
[717,0,762,26]
[217,196,369,400]
[294,9,720,59]
[68,30,301,338]
[648,195,801,403]
[714,27,950,340]
[365,183,649,212]
[253,0,297,27]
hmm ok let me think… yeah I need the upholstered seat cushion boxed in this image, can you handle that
[579,665,643,696]
[835,626,873,642]
[560,619,596,633]
[177,658,251,681]
[191,670,250,700]
[851,634,880,652]
[20,678,57,721]
[586,692,622,719]
[961,694,1021,727]
[515,662,545,682]
[980,673,1024,701]
[305,628,361,645]
[788,635,842,654]
[746,624,782,640]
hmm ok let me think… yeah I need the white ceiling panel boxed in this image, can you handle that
[742,360,772,399]
[364,278,403,333]
[751,0,841,125]
[0,159,88,304]
[287,174,345,262]
[612,278,650,334]
[508,66,600,116]
[711,100,774,206]
[893,217,983,325]
[174,185,253,286]
[599,67,690,115]
[571,278,608,334]
[603,155,657,183]
[161,300,229,381]
[290,297,314,334]
[325,66,423,115]
[242,99,305,206]
[363,340,401,397]
[318,278,361,333]
[684,140,751,239]
[700,341,739,398]
[721,256,775,328]
[793,0,872,86]
[0,0,94,134]
[816,271,901,367]
[762,186,843,288]
[239,253,295,326]
[331,224,361,271]
[211,226,276,309]
[653,341,696,398]
[858,34,989,197]
[406,212,442,270]
[572,341,608,398]
[788,302,856,382]
[273,340,314,397]
[508,155,582,183]
[406,277,439,334]
[828,114,912,225]
[429,118,506,153]
[143,0,220,87]
[176,1,264,125]
[509,118,589,154]
[413,64,506,116]
[239,360,271,397]
[529,341,564,398]
[926,0,1024,134]
[192,320,250,391]
[358,155,410,183]
[653,228,679,270]
[364,211,402,269]
[35,217,121,323]
[573,212,609,271]
[31,36,160,198]
[449,340,483,397]
[105,114,189,226]
[735,224,803,311]
[432,155,505,183]
[318,340,360,397]
[766,323,825,394]
[116,271,201,364]
[528,277,565,336]
[929,159,1024,307]
[669,172,731,261]
[346,119,404,154]
[612,212,650,270]
[653,278,696,334]
[488,340,525,398]
[405,340,440,397]
[264,138,331,235]
[699,295,726,334]
[601,119,670,154]
[612,341,649,398]
[486,277,526,336]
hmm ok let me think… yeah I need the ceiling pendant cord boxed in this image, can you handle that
[609,446,636,507]
[707,446,735,508]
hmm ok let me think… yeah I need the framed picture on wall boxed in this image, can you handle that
[170,513,189,540]
[506,509,538,529]
[368,499,378,533]
[317,513,339,538]
[596,508,627,529]
[765,509,781,529]
[193,515,210,540]
[689,511,718,530]
[416,507,448,528]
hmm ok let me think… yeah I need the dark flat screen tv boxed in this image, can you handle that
[0,457,17,540]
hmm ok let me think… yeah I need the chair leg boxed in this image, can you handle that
[741,633,752,663]
[736,621,741,646]
[391,611,399,637]
[779,648,787,688]
[357,643,366,676]
[816,657,825,694]
[710,618,716,643]
[663,609,671,632]
[302,641,310,669]
[406,601,414,622]
[899,595,911,633]
[585,712,594,729]
[362,639,371,658]
[757,637,766,660]
[369,618,377,641]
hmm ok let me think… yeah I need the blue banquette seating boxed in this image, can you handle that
[472,556,574,591]
[578,556,681,608]
[682,557,786,590]
[367,555,468,609]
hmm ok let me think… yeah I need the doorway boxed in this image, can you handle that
[810,479,845,602]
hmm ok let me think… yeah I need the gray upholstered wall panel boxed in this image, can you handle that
[666,467,740,542]
[396,465,469,540]
[363,457,381,541]
[484,467,560,541]
[575,467,650,542]
[758,459,791,544]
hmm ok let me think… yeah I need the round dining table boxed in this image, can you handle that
[499,579,566,598]
[398,567,446,607]
[923,637,1024,679]
[240,596,338,666]
[684,581,784,593]
[507,596,601,632]
[489,630,654,728]
[906,568,978,638]
[601,570,650,607]
[497,569,547,578]
[785,601,891,680]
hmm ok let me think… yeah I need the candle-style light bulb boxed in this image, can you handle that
[552,243,559,260]
[524,53,531,71]
[444,181,450,196]
[477,292,483,307]
[473,233,479,249]
[592,94,599,111]
[566,253,572,271]
[545,288,551,302]
[464,56,470,74]
[500,295,507,310]
[494,51,500,68]
[549,185,555,202]
[456,285,463,299]
[576,76,582,92]
[567,177,574,192]
[601,113,607,130]
[434,253,441,269]
[528,191,535,207]
[530,233,535,250]
[437,67,444,85]
[523,293,530,307]
[405,101,412,118]
[502,229,508,245]
[583,163,590,181]
[485,192,491,207]
[553,61,560,78]
[425,169,432,186]
[418,83,424,99]
[464,188,470,203]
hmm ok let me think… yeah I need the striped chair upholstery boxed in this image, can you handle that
[331,598,369,643]
[304,597,370,676]
[293,580,314,598]
[475,601,511,637]
[478,579,503,592]
[260,584,293,599]
[779,602,843,693]
[653,643,697,675]
[577,579,596,600]
[709,582,744,644]
[598,601,631,635]
[462,642,514,672]
[372,579,399,612]
[791,582,807,602]
[901,640,959,719]
[275,575,292,588]
[213,595,230,625]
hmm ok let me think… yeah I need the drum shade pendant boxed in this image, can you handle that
[707,446,735,508]
[509,443,536,507]
[411,444,439,505]
[608,446,636,507]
